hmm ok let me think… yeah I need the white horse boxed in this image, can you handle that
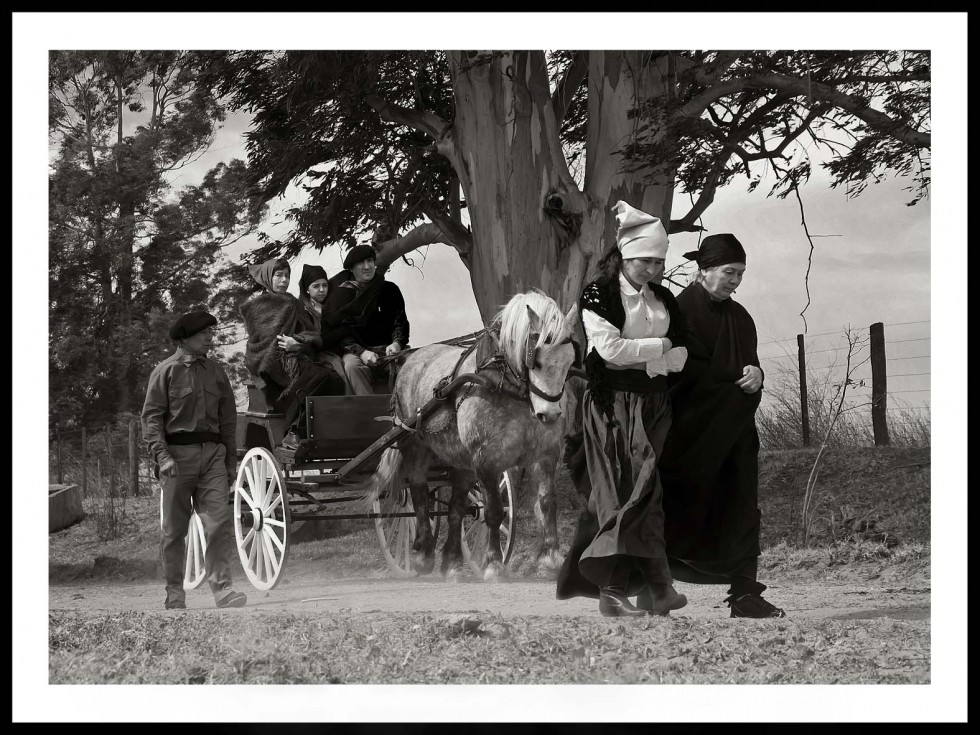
[362,289,579,581]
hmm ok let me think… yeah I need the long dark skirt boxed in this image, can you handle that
[556,388,672,600]
[279,353,346,433]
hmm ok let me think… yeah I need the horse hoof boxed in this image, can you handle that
[483,561,507,583]
[412,552,435,576]
[444,565,466,583]
[537,550,565,578]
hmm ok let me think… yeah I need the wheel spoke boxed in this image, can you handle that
[240,526,255,549]
[267,527,286,553]
[236,482,256,510]
[265,518,286,529]
[262,532,276,581]
[265,492,282,515]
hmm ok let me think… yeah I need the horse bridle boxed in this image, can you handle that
[515,331,577,403]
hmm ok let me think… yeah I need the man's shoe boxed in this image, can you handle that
[280,430,300,451]
[726,593,786,618]
[636,584,688,616]
[164,600,186,610]
[598,589,647,618]
[216,591,247,609]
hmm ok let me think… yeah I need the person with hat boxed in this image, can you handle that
[141,311,247,610]
[240,257,346,450]
[555,201,689,618]
[321,244,410,395]
[298,263,351,394]
[657,233,786,618]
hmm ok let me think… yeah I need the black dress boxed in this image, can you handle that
[659,281,766,593]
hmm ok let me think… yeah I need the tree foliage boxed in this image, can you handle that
[202,50,929,286]
[49,51,265,430]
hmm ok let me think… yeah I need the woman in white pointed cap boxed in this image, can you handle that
[556,201,690,617]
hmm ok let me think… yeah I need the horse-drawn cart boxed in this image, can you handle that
[177,358,518,592]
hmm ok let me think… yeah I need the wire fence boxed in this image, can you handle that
[755,319,930,449]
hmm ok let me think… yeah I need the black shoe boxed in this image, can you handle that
[726,593,786,618]
[636,584,688,616]
[598,589,647,618]
[164,600,186,610]
[216,591,247,609]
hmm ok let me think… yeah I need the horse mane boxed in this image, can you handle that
[491,289,567,375]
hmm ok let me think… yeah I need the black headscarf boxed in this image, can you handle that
[299,264,329,295]
[683,233,747,270]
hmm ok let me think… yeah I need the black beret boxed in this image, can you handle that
[682,233,747,269]
[169,311,217,340]
[343,244,378,270]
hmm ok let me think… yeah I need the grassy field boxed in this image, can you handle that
[48,444,931,685]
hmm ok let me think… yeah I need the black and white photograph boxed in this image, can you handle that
[16,11,966,724]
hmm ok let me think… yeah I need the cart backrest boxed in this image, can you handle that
[305,394,393,458]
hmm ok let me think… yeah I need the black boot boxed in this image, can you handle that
[599,588,647,617]
[597,559,645,617]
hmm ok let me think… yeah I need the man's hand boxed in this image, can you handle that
[735,365,763,393]
[385,341,401,357]
[159,456,178,479]
[277,334,302,353]
[360,350,379,366]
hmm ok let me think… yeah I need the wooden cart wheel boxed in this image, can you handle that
[461,469,517,574]
[160,491,208,590]
[373,484,439,577]
[233,447,291,591]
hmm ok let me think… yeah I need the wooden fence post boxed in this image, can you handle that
[81,427,87,497]
[129,418,139,497]
[797,334,811,447]
[56,426,63,484]
[870,322,890,446]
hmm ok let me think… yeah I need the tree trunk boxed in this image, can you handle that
[447,50,678,321]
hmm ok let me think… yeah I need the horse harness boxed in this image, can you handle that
[394,327,575,436]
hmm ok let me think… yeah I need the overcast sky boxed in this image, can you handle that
[16,11,966,723]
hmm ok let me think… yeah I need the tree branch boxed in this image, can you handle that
[365,93,450,142]
[551,51,588,126]
[681,70,931,149]
[373,220,473,271]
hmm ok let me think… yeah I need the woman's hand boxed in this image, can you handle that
[360,349,379,366]
[277,334,302,353]
[385,341,401,357]
[735,365,763,393]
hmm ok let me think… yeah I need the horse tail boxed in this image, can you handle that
[358,446,404,514]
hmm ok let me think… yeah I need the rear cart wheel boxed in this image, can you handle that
[160,490,207,590]
[374,484,441,577]
[233,447,291,590]
[461,469,517,574]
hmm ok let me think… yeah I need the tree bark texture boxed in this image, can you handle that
[441,51,679,321]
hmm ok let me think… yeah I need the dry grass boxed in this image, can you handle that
[48,608,928,684]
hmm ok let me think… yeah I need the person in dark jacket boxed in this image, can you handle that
[659,234,786,618]
[321,244,410,395]
[555,201,689,617]
[141,311,247,610]
[240,257,346,450]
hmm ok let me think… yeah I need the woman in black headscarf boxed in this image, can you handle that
[659,234,786,618]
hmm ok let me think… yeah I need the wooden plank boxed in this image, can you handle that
[307,395,393,443]
[49,484,84,532]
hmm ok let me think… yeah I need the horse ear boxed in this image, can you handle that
[564,302,581,333]
[525,304,542,332]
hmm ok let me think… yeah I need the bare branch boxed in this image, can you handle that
[373,220,473,272]
[365,93,450,142]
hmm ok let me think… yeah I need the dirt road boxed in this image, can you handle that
[49,558,930,621]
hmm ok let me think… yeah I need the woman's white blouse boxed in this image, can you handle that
[581,273,688,377]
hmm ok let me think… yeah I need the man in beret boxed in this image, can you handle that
[321,244,410,395]
[141,310,247,610]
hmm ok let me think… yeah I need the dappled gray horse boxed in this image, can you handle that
[362,289,579,581]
